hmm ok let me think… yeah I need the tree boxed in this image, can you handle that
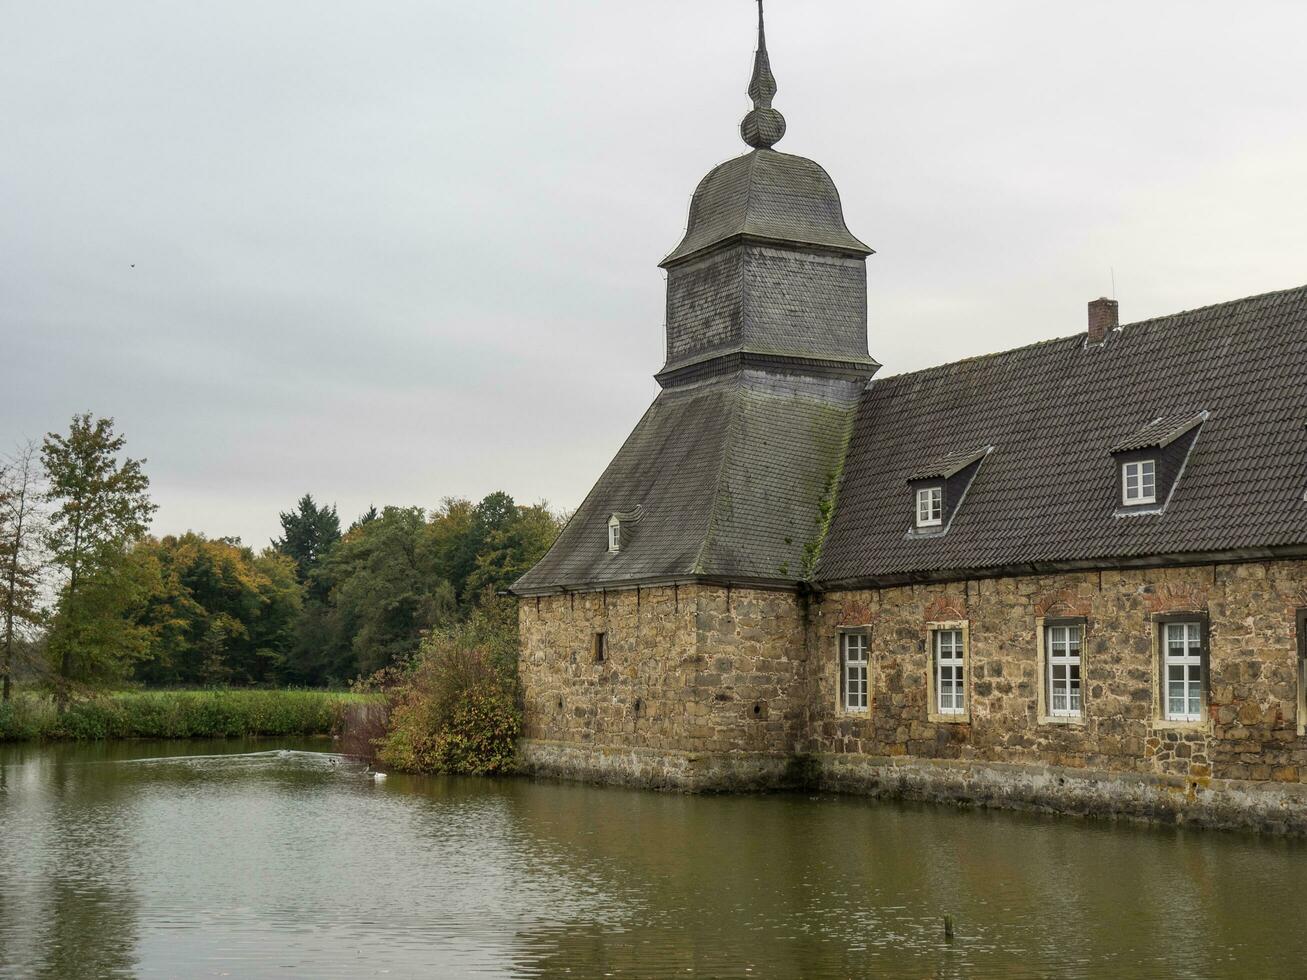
[42,414,156,700]
[424,493,521,606]
[465,501,562,600]
[350,505,379,532]
[132,534,303,686]
[0,441,47,700]
[271,494,340,586]
[322,506,456,676]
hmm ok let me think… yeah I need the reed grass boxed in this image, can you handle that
[0,689,377,742]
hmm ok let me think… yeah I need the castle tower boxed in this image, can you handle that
[514,1,875,594]
[658,1,877,388]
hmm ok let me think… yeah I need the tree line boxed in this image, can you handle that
[0,413,562,698]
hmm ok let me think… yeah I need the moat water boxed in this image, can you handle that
[1,739,1304,979]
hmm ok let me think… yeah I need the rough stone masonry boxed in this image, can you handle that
[519,561,1307,832]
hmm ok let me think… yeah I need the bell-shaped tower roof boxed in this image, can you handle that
[662,0,871,268]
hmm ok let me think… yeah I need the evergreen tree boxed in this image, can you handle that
[272,494,341,585]
[350,505,379,532]
[42,414,156,699]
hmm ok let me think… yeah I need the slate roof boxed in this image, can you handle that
[511,371,860,594]
[661,150,872,267]
[815,284,1307,587]
[1110,411,1209,453]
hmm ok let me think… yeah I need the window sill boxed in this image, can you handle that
[1151,718,1207,732]
[928,711,970,725]
[1114,504,1165,518]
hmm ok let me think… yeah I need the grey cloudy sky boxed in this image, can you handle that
[4,1,1305,548]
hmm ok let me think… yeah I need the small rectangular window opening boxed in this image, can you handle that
[1046,623,1083,718]
[607,520,621,553]
[1163,621,1203,721]
[593,631,607,663]
[916,486,943,527]
[1122,459,1157,505]
[841,633,869,712]
[934,629,965,715]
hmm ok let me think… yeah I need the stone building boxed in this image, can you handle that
[511,6,1307,831]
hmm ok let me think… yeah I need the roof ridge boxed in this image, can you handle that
[1114,281,1307,331]
[873,332,1077,385]
[871,281,1307,387]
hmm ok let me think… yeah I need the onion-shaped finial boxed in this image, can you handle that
[740,0,786,149]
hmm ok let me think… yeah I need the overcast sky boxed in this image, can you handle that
[3,1,1305,548]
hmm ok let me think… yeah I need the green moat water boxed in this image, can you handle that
[2,738,1304,978]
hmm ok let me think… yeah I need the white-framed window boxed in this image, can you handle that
[1046,623,1083,717]
[607,516,621,552]
[1163,621,1203,722]
[1122,459,1157,505]
[841,632,869,712]
[934,629,965,715]
[916,486,943,527]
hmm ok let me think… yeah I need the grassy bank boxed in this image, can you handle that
[0,689,376,742]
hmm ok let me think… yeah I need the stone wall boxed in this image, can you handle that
[518,584,808,759]
[518,560,1307,831]
[808,561,1307,789]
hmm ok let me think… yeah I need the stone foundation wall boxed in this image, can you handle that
[517,560,1307,832]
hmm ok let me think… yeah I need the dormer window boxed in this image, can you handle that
[906,445,994,537]
[1122,459,1157,505]
[1110,411,1207,515]
[605,505,644,554]
[916,487,943,527]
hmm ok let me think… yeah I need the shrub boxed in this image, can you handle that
[374,624,521,775]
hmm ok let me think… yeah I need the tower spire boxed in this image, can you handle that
[740,0,786,150]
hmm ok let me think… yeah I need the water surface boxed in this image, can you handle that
[1,738,1303,978]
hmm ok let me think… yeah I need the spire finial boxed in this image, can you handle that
[740,0,786,150]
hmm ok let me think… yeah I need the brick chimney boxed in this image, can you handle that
[1087,297,1119,345]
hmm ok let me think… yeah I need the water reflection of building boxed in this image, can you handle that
[511,3,1307,832]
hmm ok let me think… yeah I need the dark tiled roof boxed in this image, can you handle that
[816,285,1307,586]
[1110,411,1209,453]
[908,445,994,482]
[512,371,860,594]
[660,150,871,267]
